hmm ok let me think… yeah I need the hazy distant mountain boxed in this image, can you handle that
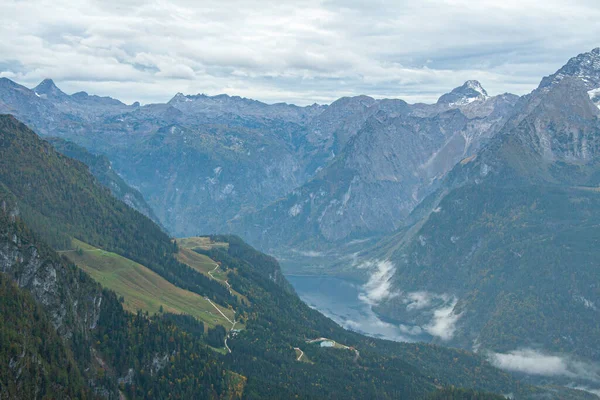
[48,137,162,226]
[361,49,600,381]
[232,83,520,252]
[0,76,519,247]
[0,78,331,236]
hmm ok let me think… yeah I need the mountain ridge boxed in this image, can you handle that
[356,48,600,391]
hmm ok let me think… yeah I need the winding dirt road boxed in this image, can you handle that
[293,347,304,361]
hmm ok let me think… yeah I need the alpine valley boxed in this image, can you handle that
[1,47,600,399]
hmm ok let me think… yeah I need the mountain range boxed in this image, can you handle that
[0,73,519,251]
[2,47,600,398]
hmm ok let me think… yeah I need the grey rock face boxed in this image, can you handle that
[539,47,600,91]
[437,80,489,106]
[233,85,520,251]
[33,78,70,101]
[0,79,331,237]
[0,210,104,340]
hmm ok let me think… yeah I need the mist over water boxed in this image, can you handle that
[286,274,427,343]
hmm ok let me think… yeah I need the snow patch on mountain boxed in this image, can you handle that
[289,203,302,217]
[589,88,600,109]
[439,80,489,107]
[466,80,488,97]
[540,48,600,91]
[575,295,597,311]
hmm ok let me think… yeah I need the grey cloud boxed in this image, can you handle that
[1,0,599,105]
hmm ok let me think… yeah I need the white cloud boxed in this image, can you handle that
[357,260,398,305]
[399,324,423,336]
[404,291,451,311]
[571,386,600,397]
[1,0,600,105]
[488,349,600,382]
[424,298,462,341]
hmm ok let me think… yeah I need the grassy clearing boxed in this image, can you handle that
[175,246,250,305]
[65,239,235,329]
[176,236,229,251]
[175,247,218,275]
[209,346,228,355]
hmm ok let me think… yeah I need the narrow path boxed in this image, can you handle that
[224,336,231,354]
[352,349,360,363]
[205,297,234,325]
[208,264,219,279]
[207,263,237,354]
[224,280,233,294]
[293,347,304,361]
[208,263,233,295]
[224,321,236,354]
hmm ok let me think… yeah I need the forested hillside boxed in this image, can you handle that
[369,72,600,368]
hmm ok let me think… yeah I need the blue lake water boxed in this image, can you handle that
[286,274,420,342]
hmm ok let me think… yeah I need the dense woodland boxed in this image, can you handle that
[198,238,550,399]
[426,387,507,400]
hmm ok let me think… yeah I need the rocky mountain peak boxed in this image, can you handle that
[33,78,68,100]
[437,80,489,106]
[168,92,190,103]
[0,77,19,88]
[539,47,600,91]
[464,80,488,95]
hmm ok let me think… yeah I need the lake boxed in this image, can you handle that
[286,274,424,342]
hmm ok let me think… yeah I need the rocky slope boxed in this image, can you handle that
[0,273,89,399]
[232,83,519,252]
[3,111,598,398]
[0,200,114,398]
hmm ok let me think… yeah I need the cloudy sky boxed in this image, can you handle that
[1,0,599,105]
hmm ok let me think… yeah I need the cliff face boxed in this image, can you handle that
[0,203,117,398]
[0,77,521,248]
[0,225,103,339]
[0,273,89,399]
